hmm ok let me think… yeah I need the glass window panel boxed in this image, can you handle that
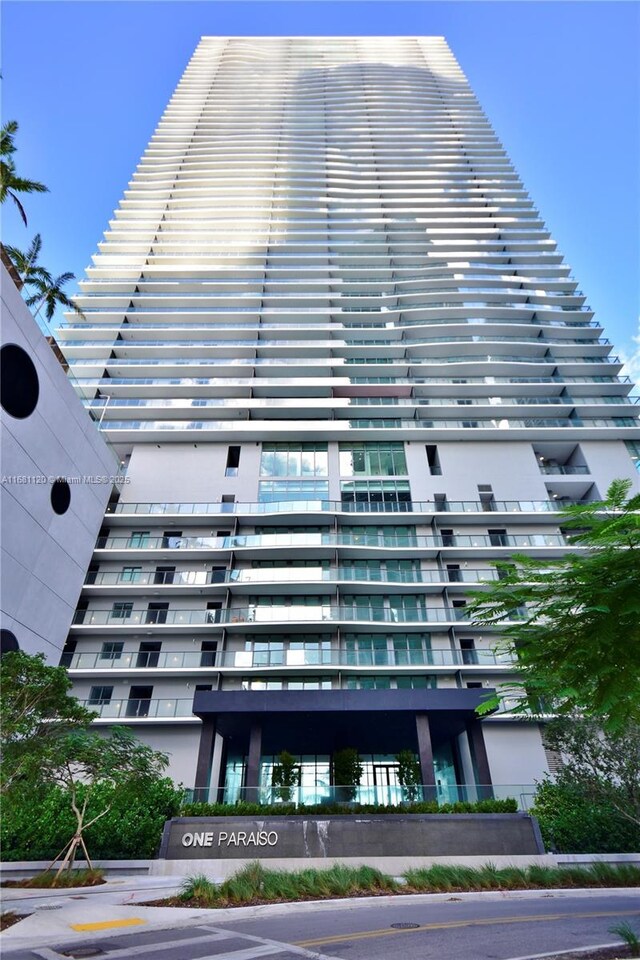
[261,450,275,476]
[111,602,133,619]
[273,450,288,476]
[288,450,301,476]
[315,451,328,476]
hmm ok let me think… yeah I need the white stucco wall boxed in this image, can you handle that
[1,265,118,660]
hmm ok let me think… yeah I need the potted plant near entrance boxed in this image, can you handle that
[396,749,422,803]
[271,750,301,803]
[333,747,363,802]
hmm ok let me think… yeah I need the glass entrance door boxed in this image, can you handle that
[372,763,401,805]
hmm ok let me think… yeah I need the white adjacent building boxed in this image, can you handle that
[56,37,640,803]
[0,263,118,662]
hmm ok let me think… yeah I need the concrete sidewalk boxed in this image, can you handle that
[2,877,640,954]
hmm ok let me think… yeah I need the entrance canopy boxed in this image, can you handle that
[192,687,490,755]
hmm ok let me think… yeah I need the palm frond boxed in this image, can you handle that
[7,190,28,227]
[0,120,18,157]
[6,175,48,195]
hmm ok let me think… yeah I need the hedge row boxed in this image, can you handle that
[2,790,516,861]
[5,781,639,860]
[1,779,182,862]
[181,797,518,818]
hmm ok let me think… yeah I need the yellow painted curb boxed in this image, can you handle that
[70,918,147,932]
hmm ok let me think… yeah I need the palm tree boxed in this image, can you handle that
[0,120,48,226]
[4,234,52,293]
[27,271,86,323]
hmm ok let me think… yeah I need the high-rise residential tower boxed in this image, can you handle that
[58,37,640,804]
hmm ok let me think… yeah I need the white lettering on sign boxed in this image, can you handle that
[181,829,278,848]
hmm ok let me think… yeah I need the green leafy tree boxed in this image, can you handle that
[1,778,183,862]
[271,750,301,802]
[0,120,48,226]
[468,479,640,730]
[333,747,363,802]
[531,718,640,852]
[0,651,95,796]
[40,728,169,880]
[396,749,422,802]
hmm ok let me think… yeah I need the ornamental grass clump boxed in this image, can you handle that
[220,861,266,903]
[179,873,218,904]
[9,868,105,889]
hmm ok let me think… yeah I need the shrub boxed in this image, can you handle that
[1,778,183,861]
[180,797,518,817]
[531,779,640,853]
[332,748,363,802]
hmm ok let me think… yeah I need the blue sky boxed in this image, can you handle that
[2,1,639,376]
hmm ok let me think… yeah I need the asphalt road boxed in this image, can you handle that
[3,892,639,960]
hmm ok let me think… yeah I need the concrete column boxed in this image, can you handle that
[209,731,225,800]
[194,718,217,802]
[467,720,493,799]
[415,712,437,802]
[245,720,262,803]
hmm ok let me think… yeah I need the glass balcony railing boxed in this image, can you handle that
[85,566,501,588]
[72,604,525,628]
[538,464,590,475]
[82,697,194,719]
[186,783,536,810]
[95,415,637,433]
[94,531,568,551]
[105,497,582,517]
[219,648,510,668]
[68,353,621,368]
[70,647,511,671]
[64,333,608,351]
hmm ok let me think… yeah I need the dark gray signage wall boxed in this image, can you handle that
[160,815,546,860]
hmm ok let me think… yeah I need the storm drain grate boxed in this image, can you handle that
[390,922,420,929]
[36,904,64,911]
[61,948,105,959]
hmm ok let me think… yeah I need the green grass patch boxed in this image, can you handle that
[404,862,640,893]
[3,868,105,889]
[167,861,640,908]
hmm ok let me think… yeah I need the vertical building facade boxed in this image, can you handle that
[58,37,640,803]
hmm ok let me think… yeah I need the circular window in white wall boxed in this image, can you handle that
[51,478,71,515]
[1,343,40,419]
[0,629,20,654]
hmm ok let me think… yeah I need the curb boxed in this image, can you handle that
[504,941,636,960]
[141,886,640,921]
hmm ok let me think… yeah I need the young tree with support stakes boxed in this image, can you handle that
[41,728,169,881]
[0,651,95,796]
[468,479,640,731]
